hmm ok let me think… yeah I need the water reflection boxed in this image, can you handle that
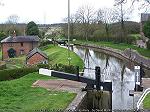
[72,46,136,110]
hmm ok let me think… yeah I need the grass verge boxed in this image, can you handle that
[0,72,76,112]
[143,93,150,109]
[42,45,84,69]
[0,50,2,60]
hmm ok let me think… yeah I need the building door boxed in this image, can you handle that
[7,48,16,58]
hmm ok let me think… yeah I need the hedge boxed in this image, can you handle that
[37,64,50,69]
[50,64,79,74]
[0,64,79,81]
[37,63,79,74]
[0,67,38,81]
[0,63,6,70]
[147,40,150,49]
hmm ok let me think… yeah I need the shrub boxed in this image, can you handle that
[37,64,50,69]
[37,63,79,74]
[146,40,150,49]
[0,61,6,70]
[50,64,78,74]
[126,35,136,44]
[143,20,150,39]
[0,67,38,81]
[40,40,53,47]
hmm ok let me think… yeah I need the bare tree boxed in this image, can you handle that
[114,0,132,42]
[63,14,78,39]
[115,0,150,11]
[75,5,96,41]
[97,8,117,40]
[6,15,19,24]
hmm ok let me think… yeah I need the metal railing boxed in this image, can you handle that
[136,88,150,110]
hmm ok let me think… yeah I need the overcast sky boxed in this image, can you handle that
[0,0,147,24]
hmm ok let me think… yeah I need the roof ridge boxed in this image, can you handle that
[1,35,39,43]
[26,47,48,60]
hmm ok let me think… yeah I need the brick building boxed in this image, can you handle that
[26,48,48,65]
[1,33,39,60]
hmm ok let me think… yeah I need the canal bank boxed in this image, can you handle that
[74,44,150,72]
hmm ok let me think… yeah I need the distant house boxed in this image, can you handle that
[26,48,48,65]
[0,32,39,60]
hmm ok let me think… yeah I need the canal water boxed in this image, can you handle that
[71,46,136,110]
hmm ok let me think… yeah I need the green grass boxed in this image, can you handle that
[0,50,2,60]
[0,72,76,112]
[143,93,150,109]
[6,56,26,69]
[74,40,150,58]
[129,34,141,40]
[42,45,84,69]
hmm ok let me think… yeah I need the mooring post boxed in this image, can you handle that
[76,66,80,81]
[95,66,101,91]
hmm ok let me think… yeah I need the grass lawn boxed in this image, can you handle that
[143,93,150,109]
[74,40,150,58]
[0,72,76,112]
[6,56,26,69]
[42,45,84,69]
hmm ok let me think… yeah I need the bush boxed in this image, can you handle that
[0,31,6,41]
[126,35,136,44]
[0,67,38,81]
[0,62,6,70]
[146,40,150,49]
[40,40,53,47]
[37,64,50,69]
[37,63,79,74]
[143,20,150,39]
[50,64,78,74]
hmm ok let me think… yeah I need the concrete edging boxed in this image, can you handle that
[65,91,87,111]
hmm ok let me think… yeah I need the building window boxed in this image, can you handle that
[21,42,23,47]
[43,60,48,64]
[9,43,13,47]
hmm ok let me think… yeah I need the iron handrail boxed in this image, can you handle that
[137,88,150,110]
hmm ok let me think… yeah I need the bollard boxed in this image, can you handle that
[95,66,101,91]
[76,66,80,81]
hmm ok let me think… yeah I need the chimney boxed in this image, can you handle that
[13,30,16,37]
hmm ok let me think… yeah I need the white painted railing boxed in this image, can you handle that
[137,88,150,110]
[39,68,53,76]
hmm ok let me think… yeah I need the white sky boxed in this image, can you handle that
[0,0,146,24]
